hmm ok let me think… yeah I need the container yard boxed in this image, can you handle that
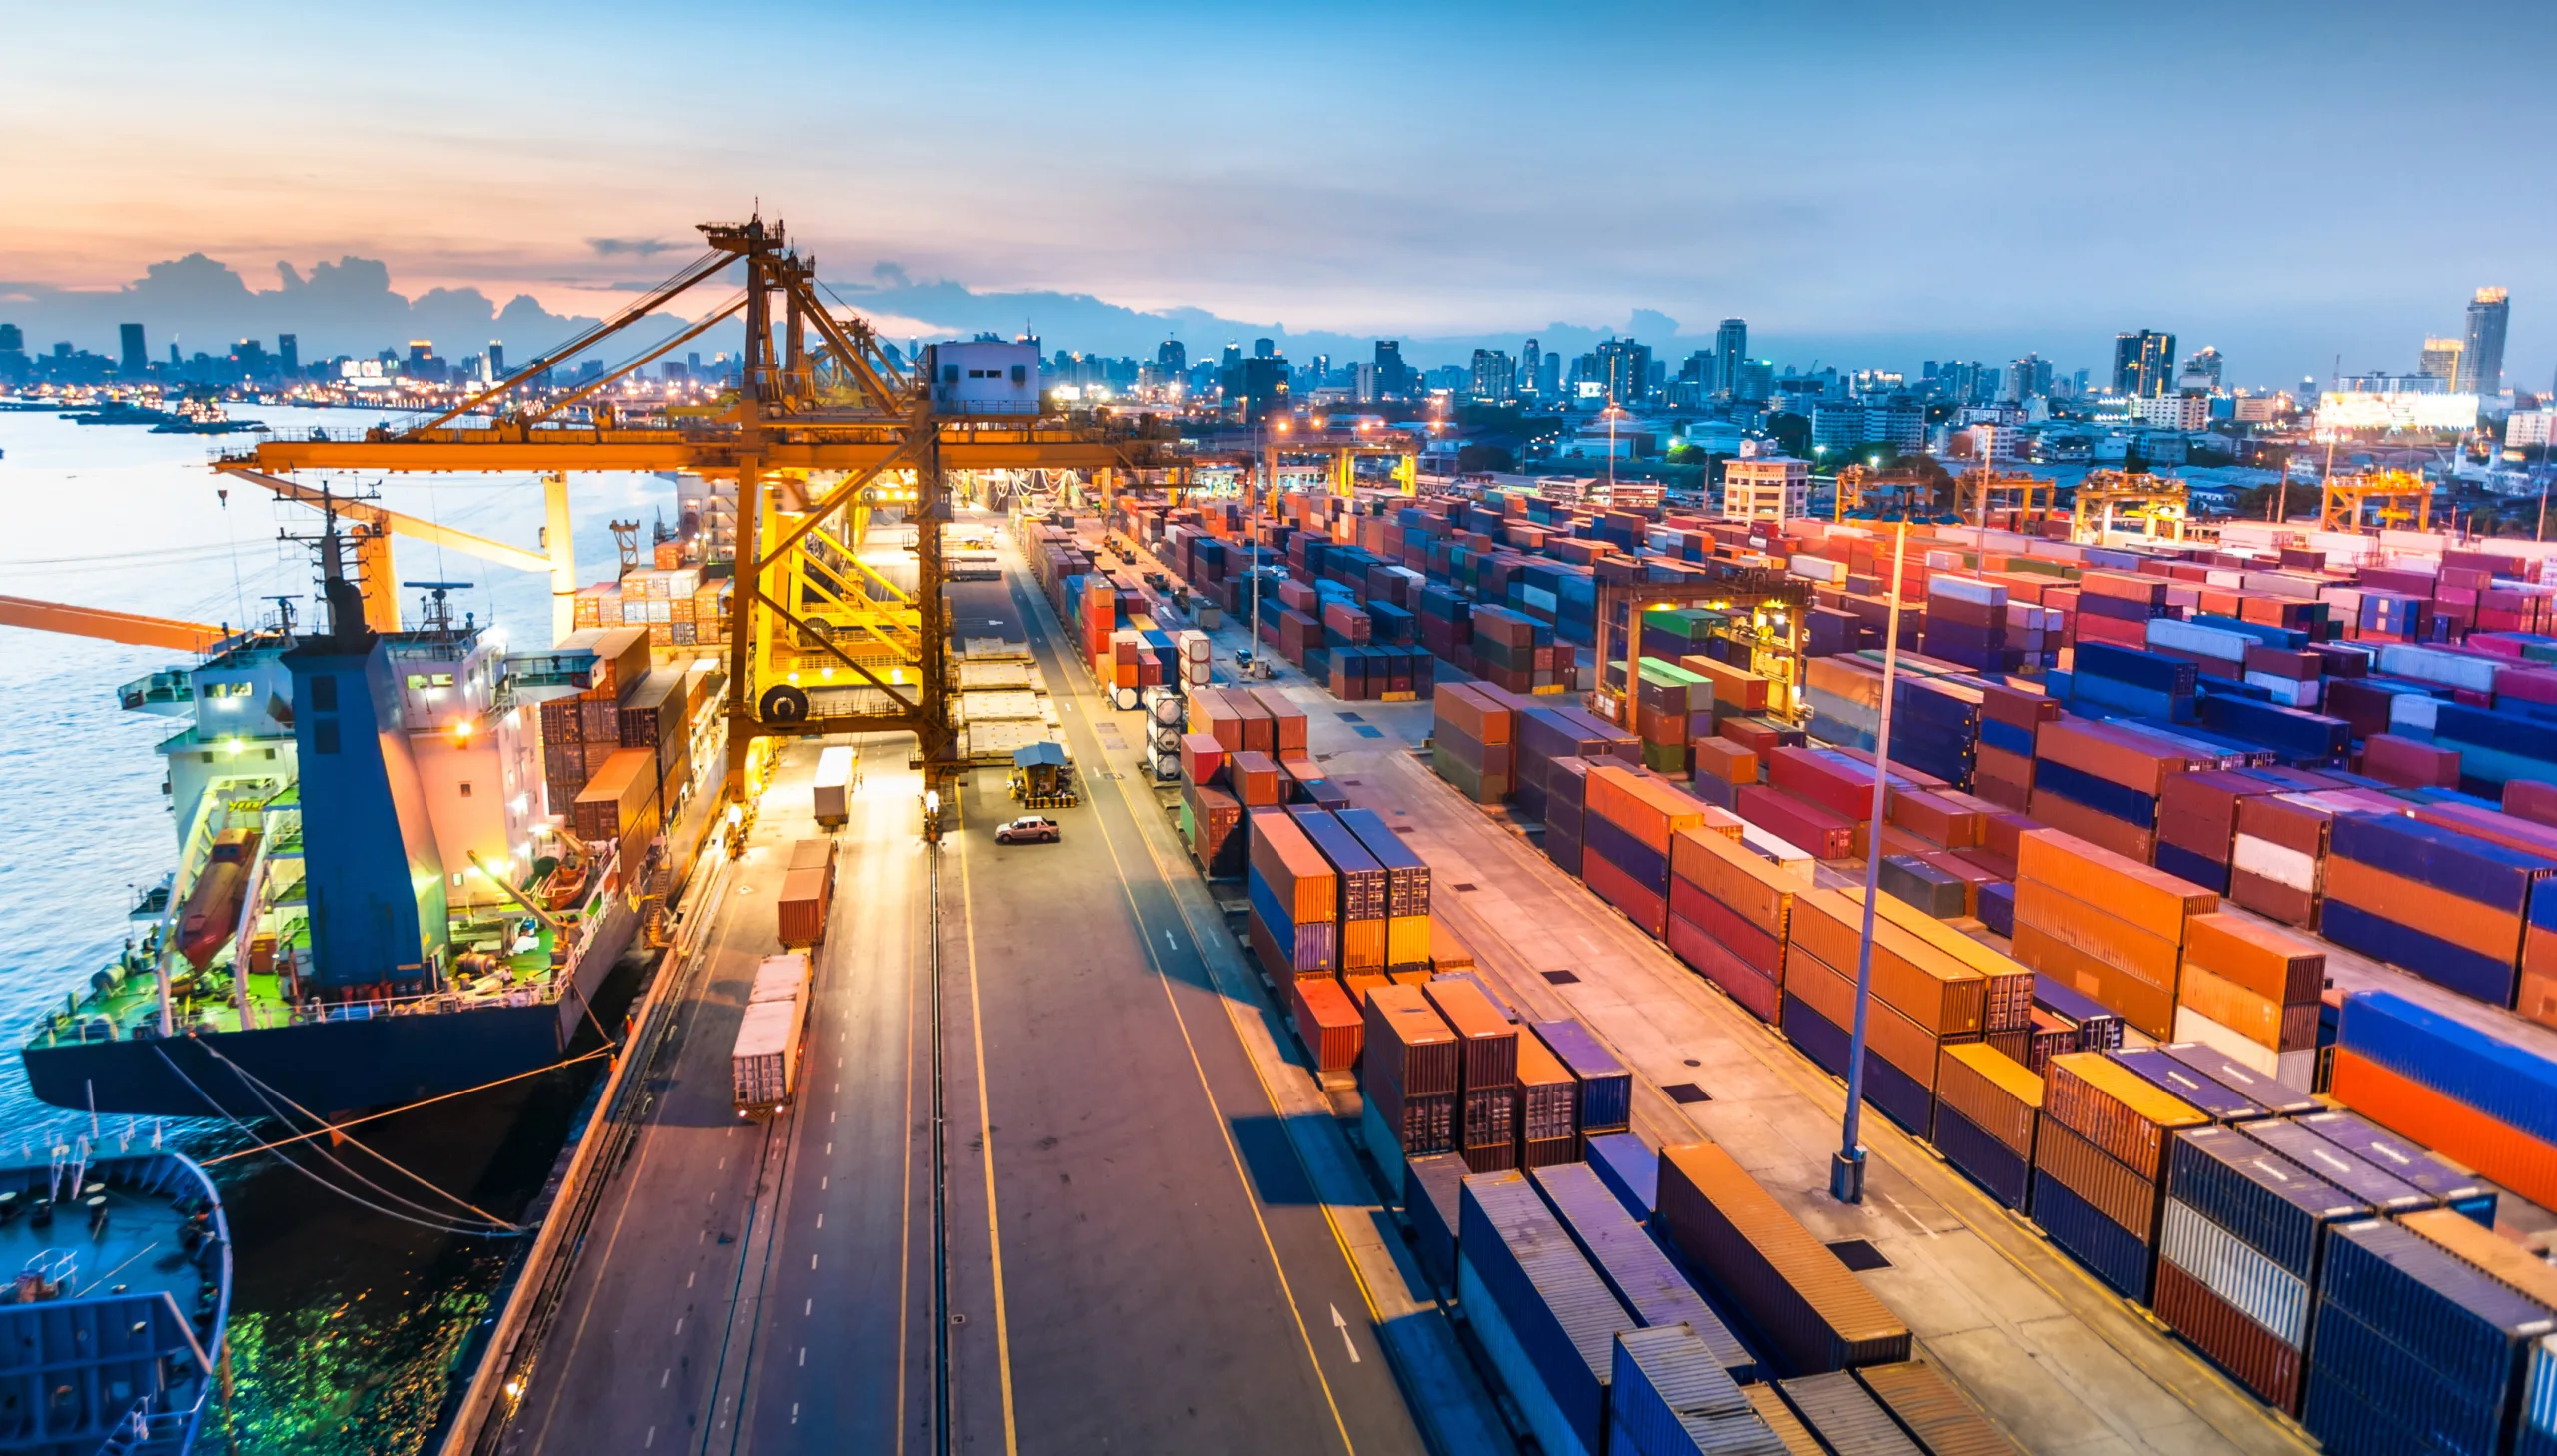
[1037,464,2557,1456]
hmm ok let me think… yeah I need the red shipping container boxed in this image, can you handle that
[1180,732,1227,787]
[1737,785,1855,859]
[1584,844,1668,938]
[1229,750,1284,807]
[1291,977,1363,1073]
[2357,733,2460,788]
[1667,912,1782,1023]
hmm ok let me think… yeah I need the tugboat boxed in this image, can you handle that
[0,1145,233,1454]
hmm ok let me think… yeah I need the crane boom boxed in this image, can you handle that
[220,468,550,572]
[0,596,230,653]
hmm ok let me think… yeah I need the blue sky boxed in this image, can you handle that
[6,1,2554,387]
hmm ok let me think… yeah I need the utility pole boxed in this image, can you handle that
[1832,516,1908,1206]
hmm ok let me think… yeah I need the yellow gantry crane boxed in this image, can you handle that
[2320,467,2434,534]
[227,213,1152,792]
[2071,469,2189,543]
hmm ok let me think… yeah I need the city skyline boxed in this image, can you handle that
[8,3,2553,387]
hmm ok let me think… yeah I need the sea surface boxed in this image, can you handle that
[0,403,675,1451]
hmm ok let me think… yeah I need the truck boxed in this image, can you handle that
[812,745,855,828]
[732,994,805,1115]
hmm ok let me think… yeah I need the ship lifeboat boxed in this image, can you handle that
[179,828,261,971]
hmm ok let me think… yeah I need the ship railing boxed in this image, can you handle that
[25,979,573,1048]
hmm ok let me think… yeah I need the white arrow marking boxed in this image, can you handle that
[1330,1304,1361,1363]
[1164,930,1178,951]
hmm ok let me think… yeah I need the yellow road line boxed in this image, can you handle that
[892,766,915,1456]
[953,831,1021,1456]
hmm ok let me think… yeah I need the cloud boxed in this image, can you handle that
[586,237,678,258]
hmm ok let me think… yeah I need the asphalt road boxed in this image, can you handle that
[503,533,1435,1455]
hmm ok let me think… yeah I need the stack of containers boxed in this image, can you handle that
[2320,810,2557,1008]
[1545,757,1591,876]
[1687,734,1758,814]
[1247,808,1339,983]
[1431,681,1517,804]
[1180,776,1246,879]
[2300,1217,2554,1456]
[1933,1044,2041,1210]
[1516,1031,1582,1168]
[1665,823,1797,1024]
[2011,828,2219,1039]
[1455,1171,1635,1456]
[2153,768,2328,894]
[1921,574,2008,672]
[2227,791,2337,927]
[1361,986,1459,1190]
[2395,1209,2557,1455]
[1780,888,1988,1134]
[1656,1140,1913,1374]
[1534,1163,1755,1381]
[1518,705,1640,822]
[2032,1052,2207,1300]
[2153,1123,2366,1412]
[1290,976,1364,1076]
[1338,807,1433,972]
[1773,1375,1909,1453]
[1291,807,1388,977]
[2331,990,2557,1209]
[1426,978,1520,1173]
[2173,914,2324,1090]
[1633,659,1706,774]
[2027,715,2201,864]
[1583,765,1731,939]
[2073,571,2171,649]
[1533,1021,1634,1152]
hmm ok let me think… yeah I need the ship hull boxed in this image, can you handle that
[26,896,645,1120]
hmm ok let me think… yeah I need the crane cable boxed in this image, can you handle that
[150,1046,522,1238]
[195,1042,523,1232]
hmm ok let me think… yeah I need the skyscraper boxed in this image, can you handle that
[2006,353,2053,403]
[277,334,299,375]
[1519,338,1541,394]
[2461,288,2509,396]
[2419,338,2463,387]
[489,342,506,376]
[119,323,146,375]
[2178,347,2222,392]
[1537,351,1560,399]
[1221,342,1242,369]
[1469,349,1517,402]
[1156,339,1185,375]
[1373,340,1407,399]
[2112,330,2176,397]
[1594,338,1651,405]
[1714,319,1747,398]
[1253,337,1275,359]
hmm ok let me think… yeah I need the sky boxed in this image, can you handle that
[6,1,2555,388]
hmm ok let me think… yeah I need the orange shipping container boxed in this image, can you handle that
[1937,1043,2041,1157]
[1428,914,1475,973]
[1340,970,1390,1006]
[1248,809,1338,925]
[777,866,831,947]
[1691,735,1760,785]
[1851,888,2035,1032]
[2016,828,2217,938]
[2013,925,2176,1039]
[2176,963,2318,1053]
[2043,1052,2205,1181]
[1669,826,1796,941]
[2180,913,2324,1006]
[2035,1118,2162,1239]
[2330,1049,2557,1212]
[2012,880,2181,993]
[1785,945,1950,1090]
[1585,764,1724,852]
[1657,1141,1912,1373]
[2321,856,2526,966]
[1789,889,1986,1037]
[1291,977,1363,1072]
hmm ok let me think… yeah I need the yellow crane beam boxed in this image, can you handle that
[234,433,1129,475]
[0,596,230,653]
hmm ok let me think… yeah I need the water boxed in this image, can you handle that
[0,404,675,1451]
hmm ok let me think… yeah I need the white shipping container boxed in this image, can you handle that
[2172,1005,2317,1091]
[2146,616,2250,663]
[1738,824,1815,887]
[732,995,805,1111]
[2230,834,2317,894]
[1929,575,2005,608]
[2244,673,2321,709]
[751,953,812,1005]
[813,746,855,827]
[2379,644,2499,695]
[2157,1197,2309,1348]
[2388,693,2441,733]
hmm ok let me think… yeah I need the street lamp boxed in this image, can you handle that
[1830,510,1912,1206]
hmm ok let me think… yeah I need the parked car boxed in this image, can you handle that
[995,815,1061,845]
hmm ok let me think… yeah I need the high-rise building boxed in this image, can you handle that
[1354,361,1381,403]
[1469,349,1517,402]
[1253,337,1275,359]
[1537,352,1559,399]
[0,324,21,354]
[1223,355,1288,421]
[1156,339,1185,375]
[1517,338,1542,395]
[1373,340,1408,399]
[2178,346,2222,392]
[2005,353,2053,403]
[1221,342,1242,369]
[277,334,299,375]
[2113,330,2176,397]
[1594,338,1652,405]
[2461,287,2509,396]
[1680,350,1717,394]
[489,342,507,376]
[2419,337,2463,386]
[1714,319,1747,397]
[119,323,146,375]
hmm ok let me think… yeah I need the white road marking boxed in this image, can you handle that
[718,1156,726,1171]
[660,1369,670,1389]
[1329,1305,1361,1363]
[800,1347,807,1366]
[792,1403,801,1424]
[645,1428,655,1448]
[1164,930,1177,951]
[817,1213,825,1229]
[674,1317,684,1334]
[831,1111,837,1124]
[687,1271,695,1288]
[805,1298,813,1315]
[1882,1193,1936,1238]
[812,1253,820,1269]
[821,1175,829,1190]
[826,1142,833,1155]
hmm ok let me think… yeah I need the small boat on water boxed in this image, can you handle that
[0,1148,232,1455]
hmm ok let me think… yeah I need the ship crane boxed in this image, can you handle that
[0,598,233,654]
[222,210,1166,795]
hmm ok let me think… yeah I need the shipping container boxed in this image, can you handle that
[732,995,804,1113]
[2292,1109,2497,1223]
[2151,1249,2304,1413]
[748,953,811,1006]
[1458,1170,1637,1456]
[1363,985,1460,1097]
[1533,1020,1633,1133]
[777,865,831,947]
[1404,1151,1468,1296]
[1657,1140,1912,1375]
[1516,1030,1580,1166]
[1776,1373,1921,1455]
[1586,1132,1658,1223]
[2303,1219,2556,1456]
[813,745,854,827]
[1291,977,1363,1073]
[1534,1161,1754,1382]
[1852,1360,2022,1455]
[1338,806,1433,919]
[1424,977,1520,1093]
[1745,1384,1827,1456]
[1609,1325,1776,1456]
[2166,1125,2364,1283]
[2043,1053,2206,1181]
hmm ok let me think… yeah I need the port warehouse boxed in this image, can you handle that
[1023,475,2557,1455]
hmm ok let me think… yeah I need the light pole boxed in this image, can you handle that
[1831,514,1910,1206]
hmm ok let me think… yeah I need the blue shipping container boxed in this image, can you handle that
[1780,992,1935,1137]
[1585,1132,1659,1223]
[1458,1171,1634,1456]
[2237,1119,2427,1215]
[2165,1126,2365,1281]
[2338,992,2557,1150]
[1610,1326,1786,1456]
[2306,1300,2514,1456]
[2157,1044,2317,1117]
[2329,810,2557,915]
[1933,1104,2031,1211]
[2315,1219,2553,1412]
[1533,1021,1633,1132]
[2032,1170,2154,1302]
[1404,1152,1468,1296]
[2109,1048,2266,1123]
[2319,901,2518,1009]
[1585,812,1672,896]
[1778,1372,1922,1455]
[2294,1110,2496,1223]
[1532,1161,1754,1383]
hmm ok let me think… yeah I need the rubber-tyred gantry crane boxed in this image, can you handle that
[226,213,1153,795]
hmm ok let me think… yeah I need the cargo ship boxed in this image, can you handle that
[18,535,719,1120]
[0,1146,233,1454]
